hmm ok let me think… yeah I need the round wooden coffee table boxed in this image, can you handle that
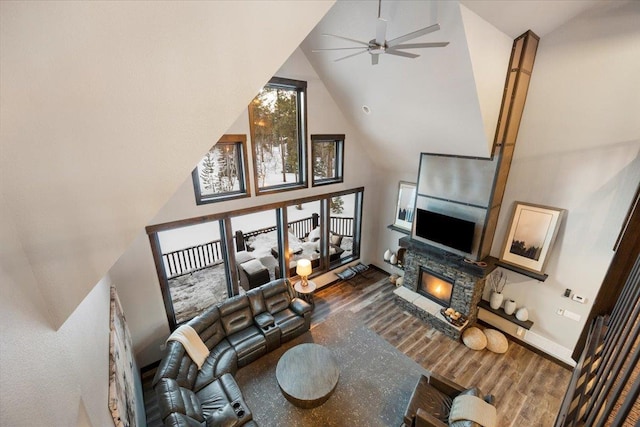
[275,343,339,408]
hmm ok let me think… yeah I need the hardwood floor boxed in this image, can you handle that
[143,268,571,427]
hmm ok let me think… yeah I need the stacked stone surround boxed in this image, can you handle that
[394,237,493,340]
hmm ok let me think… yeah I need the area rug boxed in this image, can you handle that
[234,311,428,426]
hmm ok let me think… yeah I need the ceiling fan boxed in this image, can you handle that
[312,0,450,65]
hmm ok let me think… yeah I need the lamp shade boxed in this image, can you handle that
[296,259,312,277]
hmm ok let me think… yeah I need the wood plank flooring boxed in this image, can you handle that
[142,268,571,427]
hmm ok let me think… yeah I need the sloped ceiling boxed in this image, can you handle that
[299,0,604,172]
[0,1,334,328]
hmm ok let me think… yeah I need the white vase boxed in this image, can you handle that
[504,299,517,315]
[516,307,529,322]
[489,292,504,310]
[384,249,392,261]
[390,253,398,265]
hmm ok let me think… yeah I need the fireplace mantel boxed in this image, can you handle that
[393,237,497,340]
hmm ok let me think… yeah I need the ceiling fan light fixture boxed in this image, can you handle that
[362,105,372,115]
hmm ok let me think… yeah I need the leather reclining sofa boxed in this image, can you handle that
[153,278,312,427]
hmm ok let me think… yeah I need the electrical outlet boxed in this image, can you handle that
[556,308,565,315]
[563,288,571,297]
[516,327,526,337]
[572,294,586,304]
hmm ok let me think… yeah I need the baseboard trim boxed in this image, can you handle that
[476,319,573,370]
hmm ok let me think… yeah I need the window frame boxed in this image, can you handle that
[249,77,308,196]
[147,187,364,330]
[311,134,345,187]
[191,134,251,205]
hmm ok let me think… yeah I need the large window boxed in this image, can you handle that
[249,77,307,194]
[312,134,344,186]
[147,187,363,328]
[192,134,250,204]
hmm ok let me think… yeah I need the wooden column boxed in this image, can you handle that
[479,30,539,259]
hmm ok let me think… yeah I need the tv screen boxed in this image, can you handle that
[415,209,475,254]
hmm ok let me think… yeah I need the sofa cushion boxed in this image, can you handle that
[189,306,227,351]
[226,325,267,359]
[262,280,292,314]
[219,296,254,336]
[194,340,237,393]
[156,378,205,423]
[164,412,206,427]
[205,404,238,427]
[273,308,306,339]
[153,341,198,390]
[197,373,245,419]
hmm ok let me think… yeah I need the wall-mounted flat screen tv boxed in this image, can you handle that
[415,209,475,254]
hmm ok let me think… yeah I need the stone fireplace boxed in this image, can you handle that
[393,237,492,340]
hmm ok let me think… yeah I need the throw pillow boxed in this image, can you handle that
[330,233,343,246]
[449,394,496,427]
[462,327,487,351]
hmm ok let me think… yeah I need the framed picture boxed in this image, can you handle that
[393,181,417,232]
[500,202,566,275]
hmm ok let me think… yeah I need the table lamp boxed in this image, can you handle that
[296,259,312,287]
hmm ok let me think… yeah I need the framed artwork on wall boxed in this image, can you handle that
[393,181,417,232]
[500,202,566,275]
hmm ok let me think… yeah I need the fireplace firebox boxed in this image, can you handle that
[419,268,454,307]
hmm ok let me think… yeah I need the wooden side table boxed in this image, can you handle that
[294,280,316,308]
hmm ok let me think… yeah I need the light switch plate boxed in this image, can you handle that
[563,309,581,322]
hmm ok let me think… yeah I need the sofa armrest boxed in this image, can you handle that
[290,297,312,315]
[415,408,448,427]
[428,371,465,398]
[205,404,239,427]
[254,312,275,329]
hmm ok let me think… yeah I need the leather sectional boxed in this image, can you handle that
[153,278,312,426]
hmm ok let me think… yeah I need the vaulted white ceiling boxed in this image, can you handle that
[299,0,604,171]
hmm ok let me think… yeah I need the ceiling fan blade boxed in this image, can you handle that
[375,18,387,46]
[322,33,369,47]
[334,49,368,62]
[385,49,420,59]
[312,47,372,52]
[391,42,450,49]
[371,54,379,65]
[387,23,441,47]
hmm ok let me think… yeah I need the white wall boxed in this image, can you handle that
[0,194,122,426]
[373,1,640,364]
[0,0,334,329]
[110,48,380,367]
[489,1,640,362]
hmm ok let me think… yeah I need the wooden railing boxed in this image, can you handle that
[164,214,354,277]
[330,216,353,237]
[289,214,319,239]
[162,240,224,279]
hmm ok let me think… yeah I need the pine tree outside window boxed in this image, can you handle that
[312,134,344,186]
[192,134,250,205]
[249,77,307,195]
